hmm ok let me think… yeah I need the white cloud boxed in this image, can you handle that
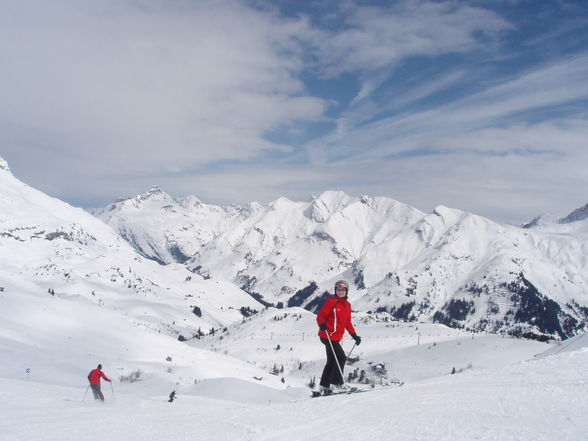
[310,1,509,88]
[0,0,511,175]
[0,0,323,175]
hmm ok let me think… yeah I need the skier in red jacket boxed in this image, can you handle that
[87,364,111,401]
[316,280,361,394]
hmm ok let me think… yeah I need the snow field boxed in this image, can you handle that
[1,347,587,441]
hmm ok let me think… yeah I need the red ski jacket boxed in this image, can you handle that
[316,295,356,342]
[88,368,111,385]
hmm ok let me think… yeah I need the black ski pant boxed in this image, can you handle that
[319,337,346,387]
[90,384,105,401]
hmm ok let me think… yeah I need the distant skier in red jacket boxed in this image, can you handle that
[316,280,361,394]
[87,364,111,401]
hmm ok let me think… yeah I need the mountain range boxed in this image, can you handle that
[91,172,588,340]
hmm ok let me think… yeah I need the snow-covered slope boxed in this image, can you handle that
[3,347,587,441]
[0,157,264,340]
[2,289,587,441]
[355,205,588,338]
[95,179,588,340]
[0,283,279,391]
[0,154,291,407]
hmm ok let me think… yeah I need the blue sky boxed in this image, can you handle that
[1,0,587,223]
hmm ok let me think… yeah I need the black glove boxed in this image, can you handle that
[319,323,328,331]
[351,334,361,345]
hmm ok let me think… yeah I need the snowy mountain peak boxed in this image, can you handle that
[140,185,167,200]
[177,194,203,209]
[560,202,588,224]
[359,194,373,206]
[268,196,296,210]
[0,157,11,174]
[133,186,176,207]
[314,190,353,207]
[432,205,464,222]
[305,190,354,222]
[247,201,264,212]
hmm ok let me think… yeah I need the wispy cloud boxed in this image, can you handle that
[310,54,588,164]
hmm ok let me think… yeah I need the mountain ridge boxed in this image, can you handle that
[92,180,588,340]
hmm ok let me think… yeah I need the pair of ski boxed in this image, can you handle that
[311,382,404,398]
[311,386,363,398]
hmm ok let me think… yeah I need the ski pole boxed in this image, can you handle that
[110,382,115,401]
[82,384,90,402]
[325,331,346,386]
[346,343,357,361]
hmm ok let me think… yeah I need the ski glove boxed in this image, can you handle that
[351,334,361,345]
[319,323,328,331]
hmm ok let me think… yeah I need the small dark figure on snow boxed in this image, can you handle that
[316,280,361,395]
[87,364,111,401]
[168,391,176,402]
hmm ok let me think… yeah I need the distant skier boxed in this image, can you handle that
[87,364,111,401]
[168,390,176,402]
[316,280,361,394]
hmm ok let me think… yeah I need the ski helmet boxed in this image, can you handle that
[334,280,349,293]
